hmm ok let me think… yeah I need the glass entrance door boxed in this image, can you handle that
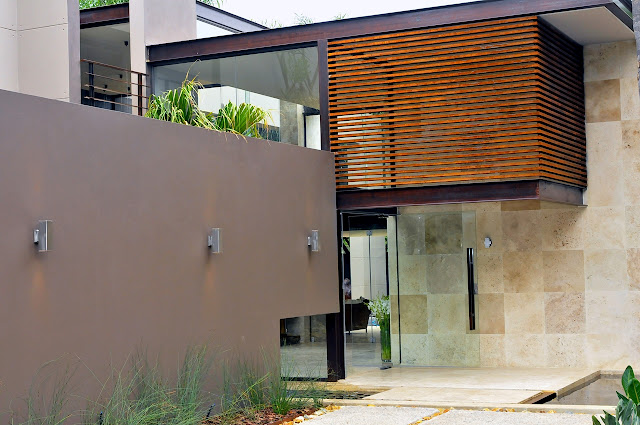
[391,210,479,367]
[341,213,394,376]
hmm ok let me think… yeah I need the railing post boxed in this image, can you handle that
[88,61,95,107]
[137,73,143,116]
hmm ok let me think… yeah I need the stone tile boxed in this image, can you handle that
[627,206,640,249]
[544,292,586,334]
[427,294,467,334]
[504,293,544,334]
[428,334,480,367]
[584,42,621,82]
[627,248,640,291]
[545,335,587,368]
[587,334,629,370]
[477,252,503,293]
[390,295,400,334]
[619,40,638,79]
[503,251,543,293]
[585,249,628,291]
[624,161,640,206]
[540,201,580,210]
[502,210,541,252]
[501,200,541,211]
[628,291,640,334]
[479,335,506,367]
[621,78,640,121]
[542,250,585,292]
[401,204,462,214]
[541,209,585,251]
[425,254,466,294]
[505,334,544,367]
[586,122,624,206]
[398,295,428,334]
[585,79,621,123]
[391,333,400,364]
[400,334,429,365]
[583,207,625,250]
[478,293,505,334]
[461,202,501,213]
[397,214,426,255]
[398,254,427,295]
[425,213,462,255]
[622,120,640,165]
[586,291,628,334]
[476,212,503,253]
[462,211,476,249]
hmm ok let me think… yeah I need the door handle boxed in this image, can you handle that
[466,248,476,330]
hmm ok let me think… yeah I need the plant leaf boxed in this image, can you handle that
[592,416,603,425]
[603,411,618,425]
[624,366,636,394]
[616,396,634,424]
[628,378,640,404]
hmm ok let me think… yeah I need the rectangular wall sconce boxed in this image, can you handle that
[33,220,52,252]
[308,230,319,252]
[207,228,222,254]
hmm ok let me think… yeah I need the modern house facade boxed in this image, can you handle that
[1,0,639,404]
[142,0,639,378]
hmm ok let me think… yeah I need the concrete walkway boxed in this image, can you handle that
[306,407,595,425]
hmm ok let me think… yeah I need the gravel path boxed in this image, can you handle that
[306,406,438,424]
[426,410,594,425]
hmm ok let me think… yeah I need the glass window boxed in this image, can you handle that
[152,46,321,149]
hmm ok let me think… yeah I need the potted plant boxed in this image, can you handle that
[366,296,391,366]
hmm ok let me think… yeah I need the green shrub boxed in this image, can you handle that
[593,366,640,425]
[145,78,271,139]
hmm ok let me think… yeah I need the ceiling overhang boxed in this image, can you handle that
[336,181,585,211]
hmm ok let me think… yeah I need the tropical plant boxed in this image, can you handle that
[593,366,640,425]
[146,78,271,139]
[145,78,215,129]
[213,102,271,138]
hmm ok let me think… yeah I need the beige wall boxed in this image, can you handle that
[390,39,640,370]
[0,89,339,417]
[0,0,79,101]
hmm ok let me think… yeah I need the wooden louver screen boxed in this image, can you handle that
[328,16,586,191]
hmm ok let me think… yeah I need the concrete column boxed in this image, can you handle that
[0,0,18,92]
[15,0,80,102]
[129,0,197,75]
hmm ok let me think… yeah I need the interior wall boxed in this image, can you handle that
[0,89,339,418]
[390,40,640,370]
[0,0,18,91]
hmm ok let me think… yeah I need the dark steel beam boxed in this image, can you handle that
[196,1,266,33]
[148,0,619,63]
[80,3,129,29]
[336,180,585,211]
[318,39,330,152]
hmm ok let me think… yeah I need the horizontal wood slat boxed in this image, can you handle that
[328,16,586,191]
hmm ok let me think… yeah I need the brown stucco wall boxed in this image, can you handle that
[0,89,339,415]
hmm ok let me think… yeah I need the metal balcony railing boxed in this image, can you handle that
[81,59,149,116]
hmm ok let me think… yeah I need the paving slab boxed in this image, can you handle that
[306,406,438,425]
[342,367,599,394]
[364,387,541,404]
[426,410,594,425]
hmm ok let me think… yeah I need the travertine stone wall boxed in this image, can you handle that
[390,40,640,370]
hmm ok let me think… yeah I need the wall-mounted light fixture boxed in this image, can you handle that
[207,228,222,254]
[484,237,492,249]
[34,220,52,252]
[308,230,319,252]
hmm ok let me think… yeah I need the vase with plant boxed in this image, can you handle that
[366,296,391,365]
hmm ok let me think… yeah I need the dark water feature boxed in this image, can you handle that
[547,376,622,406]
